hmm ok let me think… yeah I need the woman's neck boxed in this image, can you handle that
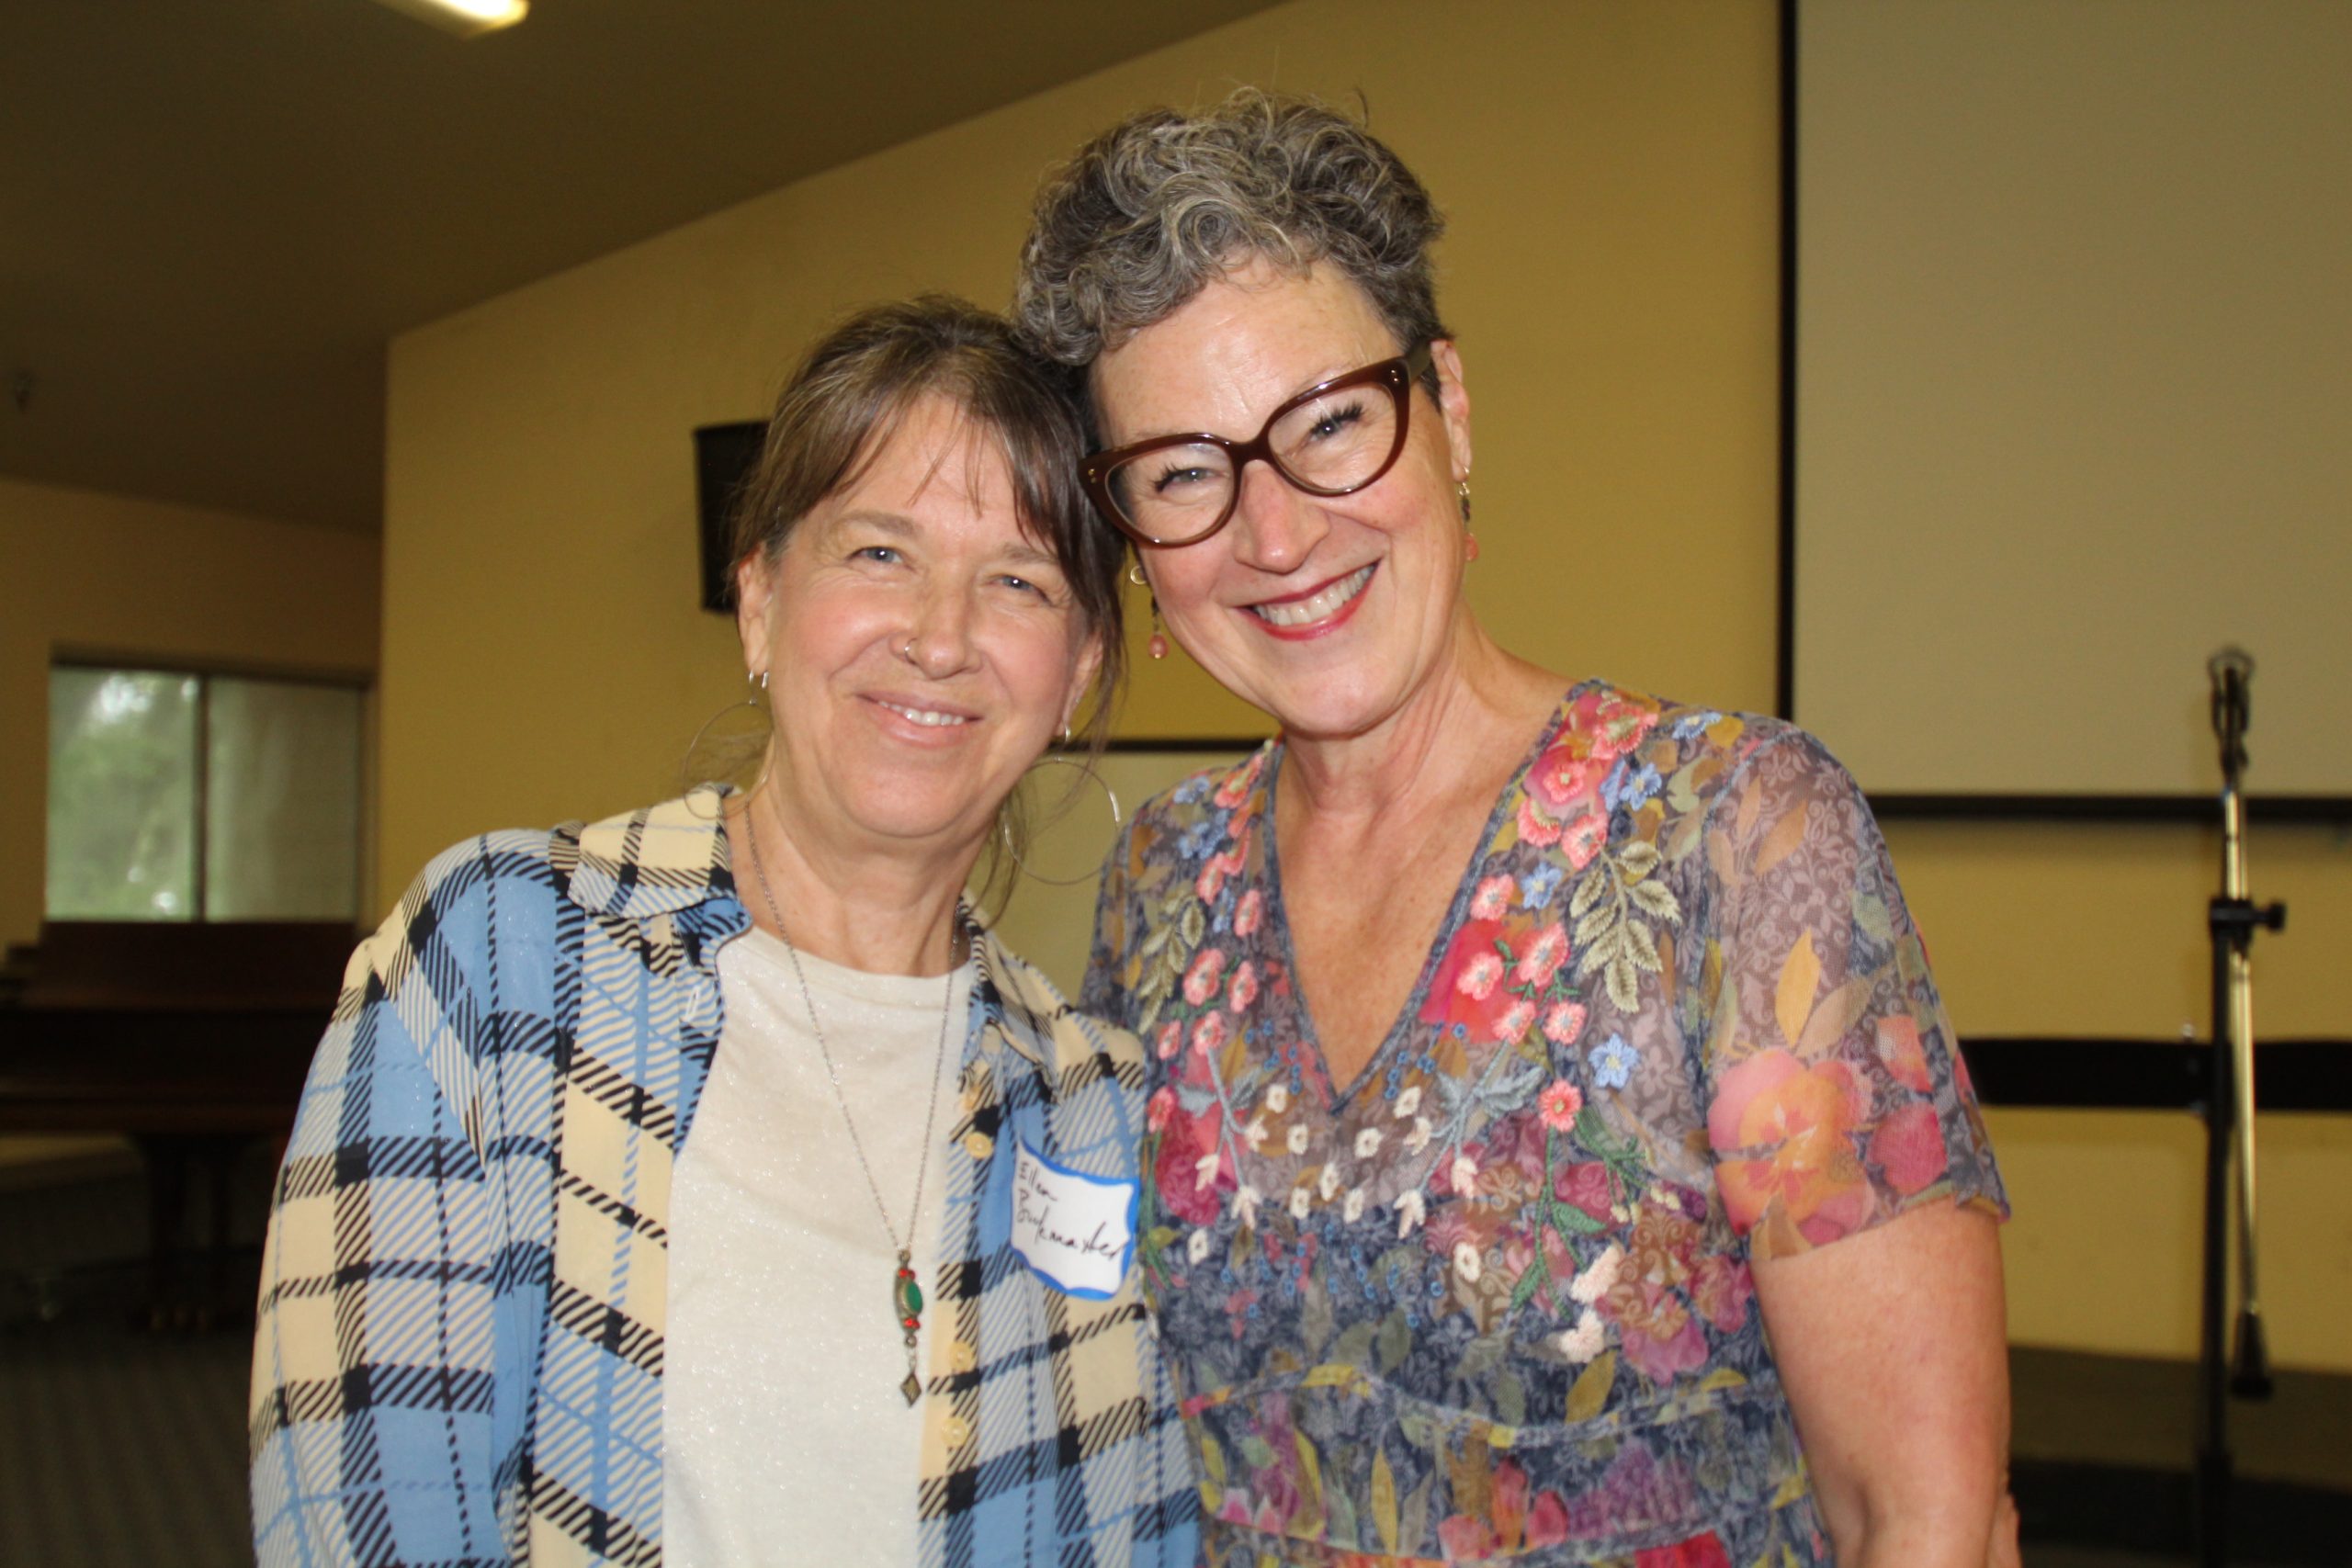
[728,787,974,976]
[1278,614,1564,832]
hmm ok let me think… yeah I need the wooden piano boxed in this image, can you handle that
[0,919,352,1324]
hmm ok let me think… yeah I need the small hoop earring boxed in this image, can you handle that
[1001,754,1123,886]
[1125,559,1148,588]
[751,668,768,694]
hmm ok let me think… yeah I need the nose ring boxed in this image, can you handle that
[902,637,918,662]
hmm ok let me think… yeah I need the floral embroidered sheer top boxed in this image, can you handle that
[1084,682,2007,1567]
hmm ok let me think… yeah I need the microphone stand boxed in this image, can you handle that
[2194,649,2283,1568]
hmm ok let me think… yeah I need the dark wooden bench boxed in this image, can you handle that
[0,919,352,1324]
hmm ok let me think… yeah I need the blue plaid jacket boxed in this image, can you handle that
[249,790,1199,1566]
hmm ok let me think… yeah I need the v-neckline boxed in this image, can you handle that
[1257,682,1590,1112]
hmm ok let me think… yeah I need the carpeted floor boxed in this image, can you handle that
[0,1156,2344,1565]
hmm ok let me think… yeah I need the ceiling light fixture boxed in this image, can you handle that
[368,0,529,39]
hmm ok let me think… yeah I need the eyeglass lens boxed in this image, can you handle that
[1102,370,1406,544]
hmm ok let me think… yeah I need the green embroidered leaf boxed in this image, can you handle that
[1626,927,1664,975]
[1550,1199,1605,1235]
[1331,1320,1378,1371]
[1177,900,1206,949]
[1508,1252,1550,1312]
[1616,842,1661,879]
[1300,1277,1335,1358]
[1573,903,1614,949]
[1238,1433,1277,1472]
[1377,1308,1412,1374]
[1566,1348,1617,1425]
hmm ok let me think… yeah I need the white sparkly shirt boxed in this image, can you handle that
[664,926,972,1565]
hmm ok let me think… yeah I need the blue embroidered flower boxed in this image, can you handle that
[1590,1033,1638,1090]
[1519,862,1564,908]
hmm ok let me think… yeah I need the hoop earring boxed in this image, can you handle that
[1000,754,1123,886]
[680,670,772,798]
[1125,560,1148,588]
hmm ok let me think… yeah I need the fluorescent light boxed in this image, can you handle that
[368,0,529,39]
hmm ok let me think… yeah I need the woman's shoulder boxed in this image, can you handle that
[1548,679,1858,820]
[977,930,1149,1089]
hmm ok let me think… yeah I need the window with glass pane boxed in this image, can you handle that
[45,666,364,923]
[206,678,364,919]
[47,669,200,919]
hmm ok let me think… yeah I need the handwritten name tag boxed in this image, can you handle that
[1009,1136,1136,1300]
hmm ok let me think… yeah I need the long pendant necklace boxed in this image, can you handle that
[741,803,962,1407]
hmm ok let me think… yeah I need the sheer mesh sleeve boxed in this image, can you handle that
[1695,732,2007,1260]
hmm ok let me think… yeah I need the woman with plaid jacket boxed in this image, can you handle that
[248,298,1197,1567]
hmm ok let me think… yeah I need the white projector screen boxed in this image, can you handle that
[1792,0,2350,801]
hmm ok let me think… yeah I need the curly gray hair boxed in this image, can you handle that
[1014,88,1449,375]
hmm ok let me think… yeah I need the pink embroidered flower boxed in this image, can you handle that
[1543,1000,1589,1046]
[1146,1086,1175,1134]
[1515,796,1563,848]
[1190,1011,1228,1061]
[1182,947,1227,1007]
[1529,746,1605,814]
[1456,951,1504,1001]
[1539,1078,1586,1132]
[1495,998,1536,1045]
[1513,922,1570,988]
[1213,761,1256,808]
[1234,887,1264,938]
[1153,1021,1182,1060]
[1421,920,1518,1043]
[1470,874,1515,920]
[1589,694,1660,761]
[1563,811,1610,869]
[1227,960,1260,1014]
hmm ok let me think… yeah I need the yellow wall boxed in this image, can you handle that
[379,0,2347,1369]
[0,475,382,952]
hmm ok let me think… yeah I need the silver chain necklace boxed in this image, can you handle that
[740,802,964,1407]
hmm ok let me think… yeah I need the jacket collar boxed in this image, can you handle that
[556,786,738,920]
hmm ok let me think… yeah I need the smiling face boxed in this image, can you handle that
[1091,259,1474,743]
[736,392,1102,865]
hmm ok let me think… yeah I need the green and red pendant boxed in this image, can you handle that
[894,1250,924,1405]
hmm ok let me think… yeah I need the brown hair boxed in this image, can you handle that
[726,296,1120,908]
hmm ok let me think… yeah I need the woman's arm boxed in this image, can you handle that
[1753,1200,2018,1567]
[249,859,503,1567]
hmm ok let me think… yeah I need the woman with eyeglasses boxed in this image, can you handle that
[248,298,1195,1567]
[1020,92,2015,1567]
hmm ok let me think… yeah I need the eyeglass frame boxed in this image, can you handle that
[1080,341,1438,548]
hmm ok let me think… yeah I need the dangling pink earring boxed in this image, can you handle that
[1464,533,1480,564]
[1129,558,1168,660]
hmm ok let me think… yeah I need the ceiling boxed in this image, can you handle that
[1,0,1287,534]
